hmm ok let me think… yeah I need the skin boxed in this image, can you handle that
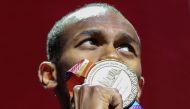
[38,9,144,109]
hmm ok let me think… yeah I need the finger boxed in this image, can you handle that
[110,88,123,109]
[78,84,90,108]
[73,85,81,109]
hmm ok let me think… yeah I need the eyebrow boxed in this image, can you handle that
[73,29,103,41]
[119,32,141,47]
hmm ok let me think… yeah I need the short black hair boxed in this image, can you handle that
[47,3,122,62]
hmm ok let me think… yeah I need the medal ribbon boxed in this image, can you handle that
[66,59,94,96]
[67,59,94,78]
[129,101,143,109]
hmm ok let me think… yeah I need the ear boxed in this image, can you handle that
[136,76,145,102]
[38,61,58,89]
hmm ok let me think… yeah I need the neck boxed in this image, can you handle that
[55,85,71,109]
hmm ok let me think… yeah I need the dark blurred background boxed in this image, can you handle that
[0,0,190,109]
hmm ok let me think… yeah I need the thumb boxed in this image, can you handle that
[110,89,123,109]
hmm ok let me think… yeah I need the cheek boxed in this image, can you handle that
[126,59,142,76]
[61,48,141,76]
[60,49,100,71]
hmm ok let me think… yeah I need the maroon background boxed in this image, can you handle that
[1,0,190,109]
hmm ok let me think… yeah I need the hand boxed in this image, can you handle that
[72,84,123,109]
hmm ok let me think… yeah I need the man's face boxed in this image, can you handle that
[59,10,141,77]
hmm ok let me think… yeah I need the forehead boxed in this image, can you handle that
[63,7,140,44]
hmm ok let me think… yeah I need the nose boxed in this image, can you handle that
[99,44,121,61]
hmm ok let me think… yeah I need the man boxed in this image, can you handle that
[38,3,144,109]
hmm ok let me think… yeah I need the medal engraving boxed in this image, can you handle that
[85,60,138,108]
